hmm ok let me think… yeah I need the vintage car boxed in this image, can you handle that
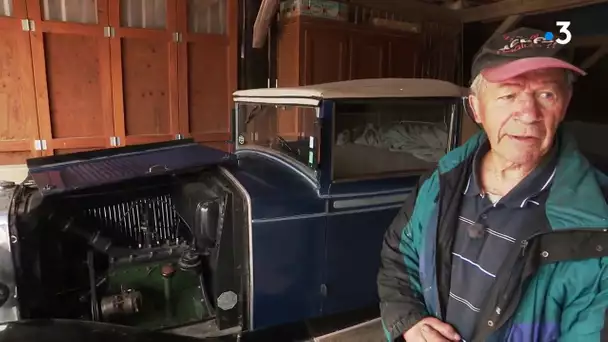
[0,78,465,341]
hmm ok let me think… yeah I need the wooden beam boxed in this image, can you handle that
[571,34,608,47]
[482,14,522,46]
[252,0,279,48]
[340,0,461,23]
[580,44,608,69]
[461,0,608,23]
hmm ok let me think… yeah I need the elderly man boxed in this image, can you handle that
[378,27,608,342]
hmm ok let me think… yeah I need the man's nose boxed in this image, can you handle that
[514,94,541,123]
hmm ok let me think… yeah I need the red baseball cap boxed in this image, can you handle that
[470,27,586,83]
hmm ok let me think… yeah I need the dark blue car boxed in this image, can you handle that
[0,78,465,341]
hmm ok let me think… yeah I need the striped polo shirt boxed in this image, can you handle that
[444,140,558,341]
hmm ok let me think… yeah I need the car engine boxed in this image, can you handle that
[0,141,248,337]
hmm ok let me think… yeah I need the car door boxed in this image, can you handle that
[322,179,413,316]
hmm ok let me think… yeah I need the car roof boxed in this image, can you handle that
[233,78,466,105]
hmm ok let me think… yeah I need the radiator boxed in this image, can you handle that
[85,194,182,250]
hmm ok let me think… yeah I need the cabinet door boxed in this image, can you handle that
[0,1,42,164]
[302,27,349,85]
[109,0,180,146]
[349,33,387,80]
[176,0,237,152]
[27,0,115,155]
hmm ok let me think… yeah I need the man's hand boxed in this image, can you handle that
[403,317,461,342]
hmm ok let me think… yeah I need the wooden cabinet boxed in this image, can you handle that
[0,2,42,163]
[349,33,386,80]
[177,0,237,147]
[0,0,237,165]
[302,26,349,85]
[277,16,421,87]
[27,0,115,155]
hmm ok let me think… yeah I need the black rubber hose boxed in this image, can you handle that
[59,216,131,258]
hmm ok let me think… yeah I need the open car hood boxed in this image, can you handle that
[0,319,234,342]
[25,139,235,197]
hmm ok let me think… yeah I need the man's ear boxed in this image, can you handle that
[468,95,483,124]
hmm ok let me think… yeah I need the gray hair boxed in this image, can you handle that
[469,73,486,96]
[469,70,575,96]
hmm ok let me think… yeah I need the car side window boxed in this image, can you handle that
[332,99,453,181]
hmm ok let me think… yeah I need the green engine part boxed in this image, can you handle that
[103,259,212,330]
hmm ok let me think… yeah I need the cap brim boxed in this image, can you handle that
[481,57,587,83]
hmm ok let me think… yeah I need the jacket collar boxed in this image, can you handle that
[438,127,608,231]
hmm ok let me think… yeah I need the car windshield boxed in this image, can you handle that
[236,103,320,169]
[332,98,456,181]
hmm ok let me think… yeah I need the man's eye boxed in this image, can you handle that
[539,92,555,99]
[499,94,515,100]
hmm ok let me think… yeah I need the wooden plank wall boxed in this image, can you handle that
[0,0,237,165]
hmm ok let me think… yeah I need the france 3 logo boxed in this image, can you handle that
[544,21,572,45]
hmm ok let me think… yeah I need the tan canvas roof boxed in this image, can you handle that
[233,78,465,101]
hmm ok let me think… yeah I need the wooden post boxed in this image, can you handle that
[252,0,279,48]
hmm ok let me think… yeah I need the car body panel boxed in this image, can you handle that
[323,202,403,315]
[226,151,322,220]
[25,140,233,197]
[225,151,326,329]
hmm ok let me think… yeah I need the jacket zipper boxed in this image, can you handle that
[520,239,528,256]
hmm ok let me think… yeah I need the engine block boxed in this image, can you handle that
[5,173,234,332]
[0,140,248,338]
[84,194,181,250]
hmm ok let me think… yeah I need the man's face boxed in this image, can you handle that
[469,68,572,166]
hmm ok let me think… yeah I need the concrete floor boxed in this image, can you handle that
[169,317,385,342]
[314,318,384,342]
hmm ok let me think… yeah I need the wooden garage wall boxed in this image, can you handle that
[0,0,237,165]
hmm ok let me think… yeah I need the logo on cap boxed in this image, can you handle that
[498,33,557,54]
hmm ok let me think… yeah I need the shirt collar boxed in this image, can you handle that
[464,139,558,208]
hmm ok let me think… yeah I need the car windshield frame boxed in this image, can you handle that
[234,101,321,181]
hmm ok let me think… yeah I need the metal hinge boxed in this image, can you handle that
[172,32,182,43]
[34,139,47,151]
[175,134,184,140]
[21,19,35,32]
[103,26,115,38]
[109,136,121,147]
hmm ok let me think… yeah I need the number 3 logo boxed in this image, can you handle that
[555,21,572,45]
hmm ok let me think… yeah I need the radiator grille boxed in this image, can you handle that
[85,194,181,249]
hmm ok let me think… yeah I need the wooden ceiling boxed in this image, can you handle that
[343,0,608,22]
[253,0,608,48]
[416,0,504,9]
